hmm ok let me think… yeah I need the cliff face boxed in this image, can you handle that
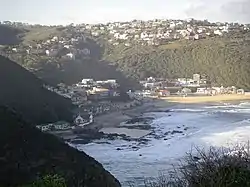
[0,55,73,124]
[0,106,121,187]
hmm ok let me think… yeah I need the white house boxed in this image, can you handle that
[45,50,50,56]
[169,22,176,29]
[74,114,88,126]
[214,30,223,36]
[81,79,94,84]
[51,36,59,42]
[36,124,53,132]
[12,48,17,52]
[66,53,74,59]
[74,114,94,127]
[53,121,70,130]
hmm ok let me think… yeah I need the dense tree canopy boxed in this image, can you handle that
[104,34,250,90]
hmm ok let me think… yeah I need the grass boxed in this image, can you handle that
[23,27,62,45]
[158,41,185,50]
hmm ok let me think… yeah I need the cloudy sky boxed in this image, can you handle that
[0,0,249,25]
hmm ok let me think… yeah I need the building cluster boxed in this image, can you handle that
[44,78,120,106]
[36,113,94,132]
[1,19,249,57]
[135,74,245,97]
[82,18,250,46]
[2,27,91,60]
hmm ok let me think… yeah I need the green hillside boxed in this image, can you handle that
[105,34,250,89]
[0,55,73,124]
[0,106,120,187]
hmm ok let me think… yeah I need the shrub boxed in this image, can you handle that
[22,175,67,187]
[139,145,250,187]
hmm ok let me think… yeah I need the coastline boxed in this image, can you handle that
[157,94,250,104]
[65,94,250,143]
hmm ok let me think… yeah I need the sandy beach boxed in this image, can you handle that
[93,94,250,139]
[159,94,250,104]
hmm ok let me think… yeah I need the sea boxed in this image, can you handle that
[70,101,250,186]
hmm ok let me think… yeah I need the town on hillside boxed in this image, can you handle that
[36,73,245,134]
[1,18,250,60]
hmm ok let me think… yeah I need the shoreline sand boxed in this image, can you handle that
[93,94,250,139]
[157,94,250,104]
[61,94,250,141]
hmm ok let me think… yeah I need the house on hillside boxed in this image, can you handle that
[74,113,93,127]
[74,114,88,126]
[36,124,53,132]
[53,121,71,130]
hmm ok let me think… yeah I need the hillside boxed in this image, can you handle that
[0,106,120,187]
[0,24,25,45]
[105,34,250,89]
[1,23,250,90]
[0,55,73,124]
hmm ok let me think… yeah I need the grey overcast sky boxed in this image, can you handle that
[0,0,249,25]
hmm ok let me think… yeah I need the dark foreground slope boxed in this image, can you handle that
[0,55,72,124]
[0,24,24,45]
[0,106,120,187]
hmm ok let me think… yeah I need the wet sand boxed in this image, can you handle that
[159,94,250,104]
[93,94,250,139]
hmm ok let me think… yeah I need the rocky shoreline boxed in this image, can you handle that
[60,99,176,146]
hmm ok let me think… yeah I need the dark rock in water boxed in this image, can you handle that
[164,131,171,135]
[139,154,142,157]
[123,124,152,130]
[171,130,183,134]
[139,138,150,142]
[95,141,111,145]
[70,139,91,144]
[116,148,122,151]
[177,126,181,128]
[125,117,154,124]
[132,146,139,149]
[164,109,172,113]
[107,136,116,140]
[164,138,169,140]
[182,133,185,136]
[168,114,172,116]
[184,127,189,131]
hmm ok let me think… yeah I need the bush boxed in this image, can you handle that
[22,175,67,187]
[178,146,250,187]
[134,145,250,187]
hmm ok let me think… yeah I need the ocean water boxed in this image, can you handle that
[71,101,250,186]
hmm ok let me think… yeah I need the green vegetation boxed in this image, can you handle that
[0,106,120,187]
[3,24,250,90]
[104,34,250,90]
[22,175,67,187]
[0,24,25,45]
[129,147,250,187]
[0,55,73,124]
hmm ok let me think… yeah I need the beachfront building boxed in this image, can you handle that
[74,113,94,127]
[36,121,70,132]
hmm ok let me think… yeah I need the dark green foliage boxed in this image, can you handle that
[0,55,73,124]
[105,35,250,90]
[0,24,24,45]
[138,147,250,187]
[22,175,67,187]
[180,147,250,187]
[0,106,120,187]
